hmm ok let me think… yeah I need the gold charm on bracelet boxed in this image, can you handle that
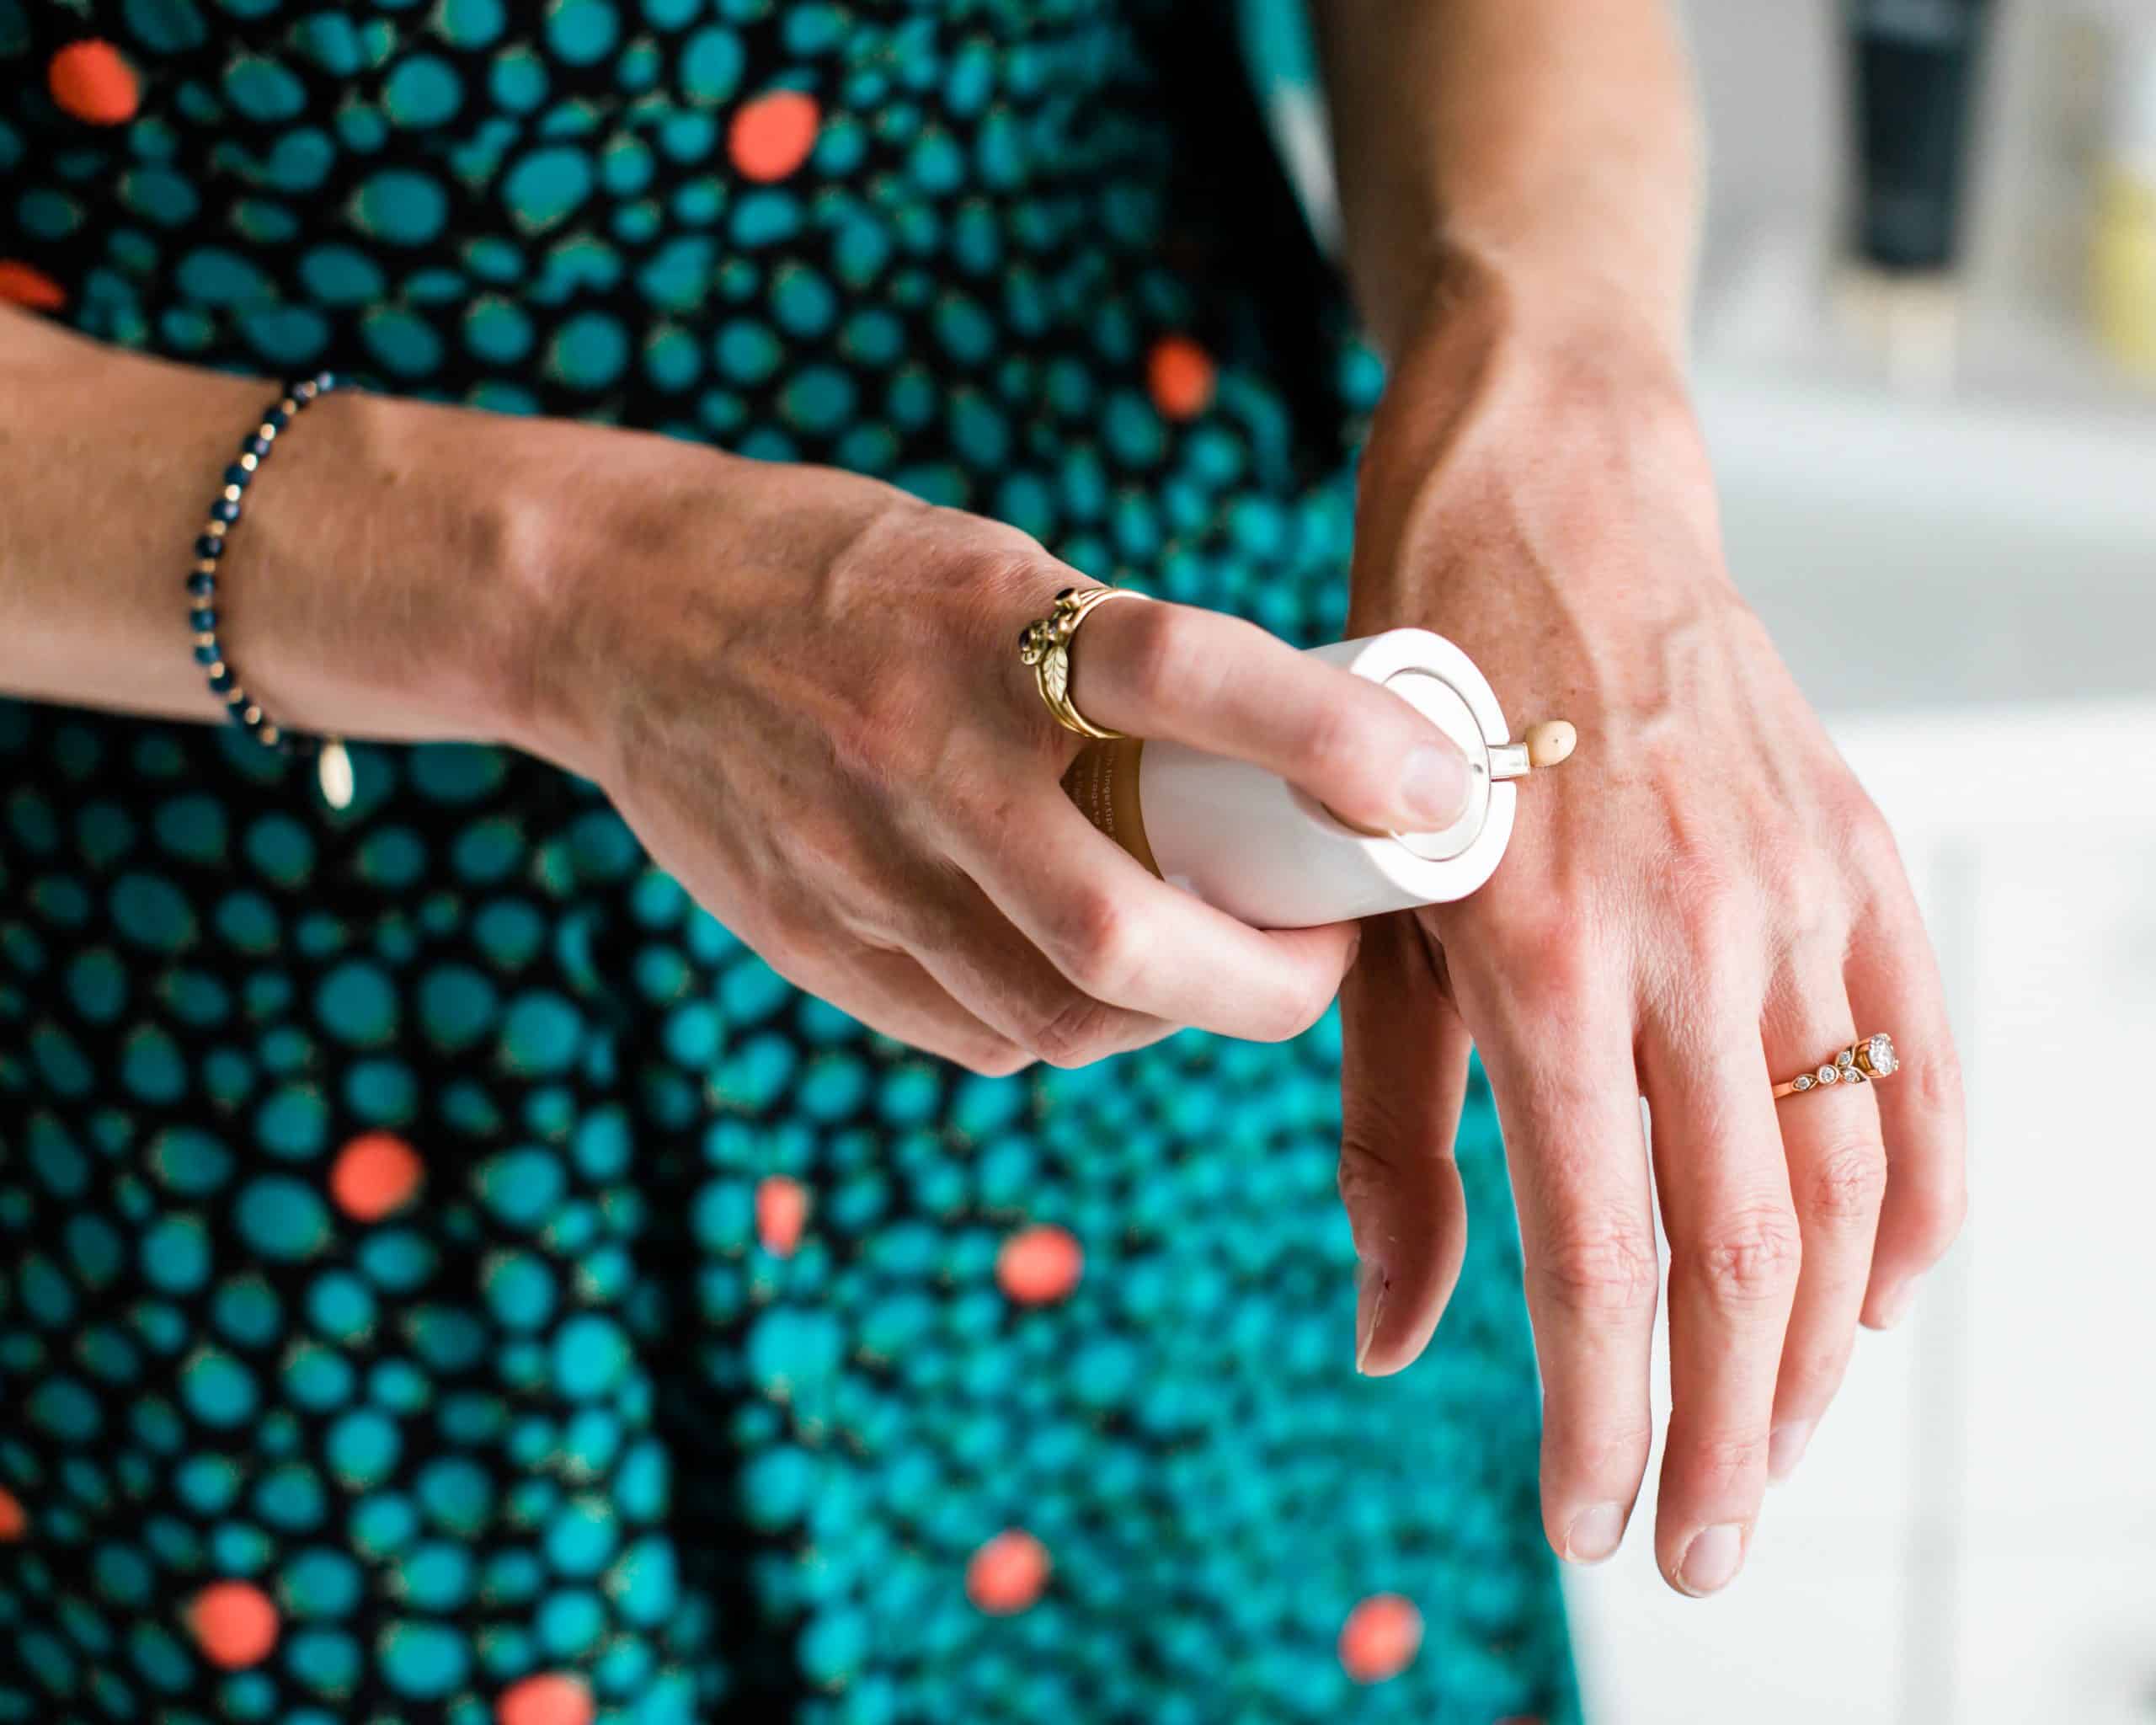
[317,738,355,811]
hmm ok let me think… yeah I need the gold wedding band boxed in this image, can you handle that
[1773,1033,1899,1100]
[1017,585,1146,740]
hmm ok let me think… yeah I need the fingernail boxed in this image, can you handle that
[1563,1503,1626,1564]
[1401,743,1469,828]
[1677,1524,1746,1596]
[1354,1259,1388,1374]
[1870,1283,1914,1330]
[1768,1419,1814,1483]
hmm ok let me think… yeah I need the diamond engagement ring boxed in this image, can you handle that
[1773,1033,1899,1100]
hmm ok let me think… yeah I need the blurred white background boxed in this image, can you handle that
[1562,3,2156,1722]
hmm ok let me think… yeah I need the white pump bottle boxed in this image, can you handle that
[1062,628,1570,930]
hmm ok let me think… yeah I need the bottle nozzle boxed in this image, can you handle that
[1489,719,1577,782]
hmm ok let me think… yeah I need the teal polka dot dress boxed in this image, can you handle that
[0,0,1579,1719]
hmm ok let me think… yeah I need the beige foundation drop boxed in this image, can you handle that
[1063,628,1571,929]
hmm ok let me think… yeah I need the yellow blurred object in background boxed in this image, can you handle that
[2091,166,2156,373]
[2089,24,2156,376]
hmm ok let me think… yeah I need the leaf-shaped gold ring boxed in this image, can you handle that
[1017,586,1145,740]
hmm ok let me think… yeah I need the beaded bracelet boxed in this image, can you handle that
[187,371,356,809]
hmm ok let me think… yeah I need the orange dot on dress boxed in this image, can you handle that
[189,1582,280,1669]
[497,1672,595,1725]
[1339,1592,1422,1684]
[965,1529,1049,1615]
[1147,334,1217,420]
[330,1130,424,1220]
[48,40,138,126]
[756,1173,808,1257]
[996,1223,1082,1305]
[729,91,820,183]
[0,261,66,310]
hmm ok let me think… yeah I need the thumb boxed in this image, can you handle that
[1339,913,1475,1377]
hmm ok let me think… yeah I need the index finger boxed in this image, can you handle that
[947,778,1360,1044]
[1066,595,1473,833]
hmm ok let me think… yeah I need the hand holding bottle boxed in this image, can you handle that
[514,444,1477,1073]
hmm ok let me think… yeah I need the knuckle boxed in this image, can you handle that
[1892,1063,1968,1264]
[823,866,918,951]
[867,881,958,955]
[1801,1137,1889,1224]
[1660,826,1743,903]
[1687,1204,1803,1306]
[1543,1413,1656,1477]
[1335,1119,1424,1219]
[751,895,820,966]
[825,677,942,791]
[1339,1095,1421,1189]
[1121,601,1203,708]
[1906,1169,1969,1265]
[1255,971,1337,1045]
[1774,907,1847,979]
[1532,1211,1662,1316]
[1671,1430,1769,1491]
[1673,877,1757,967]
[1502,908,1604,1012]
[1039,888,1143,1000]
[1292,697,1369,792]
[1838,790,1903,873]
[1936,1170,1971,1242]
[1841,813,1915,906]
[1024,990,1123,1069]
[1912,1042,1966,1119]
[939,763,1027,847]
[958,1039,1035,1079]
[940,520,1056,606]
[1337,1137,1387,1216]
[1751,821,1816,895]
[1780,1336,1854,1404]
[824,712,895,788]
[974,525,1059,583]
[1758,841,1842,945]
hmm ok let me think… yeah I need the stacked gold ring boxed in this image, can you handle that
[1773,1033,1899,1100]
[1017,585,1146,740]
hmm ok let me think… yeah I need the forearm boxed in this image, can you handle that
[1310,0,1701,360]
[0,308,587,750]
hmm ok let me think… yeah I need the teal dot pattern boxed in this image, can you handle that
[0,1,1576,1721]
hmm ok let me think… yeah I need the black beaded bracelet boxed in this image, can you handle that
[187,371,355,808]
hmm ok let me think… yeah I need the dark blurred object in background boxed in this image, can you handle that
[1847,0,1998,272]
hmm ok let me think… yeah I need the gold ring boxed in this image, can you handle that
[1017,585,1145,740]
[1773,1033,1899,1100]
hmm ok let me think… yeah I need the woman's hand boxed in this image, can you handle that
[508,440,1475,1074]
[0,307,1468,1077]
[1334,287,1967,1595]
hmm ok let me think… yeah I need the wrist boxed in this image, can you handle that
[1350,251,1719,612]
[504,440,939,785]
[1395,243,1694,426]
[235,392,574,755]
[483,422,768,779]
[1380,223,1694,373]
